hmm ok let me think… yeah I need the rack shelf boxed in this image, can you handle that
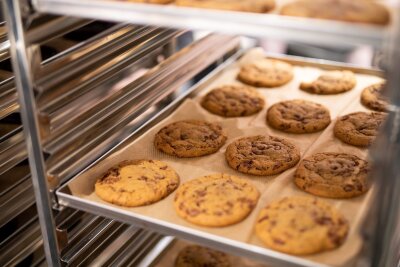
[32,0,389,47]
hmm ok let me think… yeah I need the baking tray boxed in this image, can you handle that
[34,0,396,47]
[57,48,384,267]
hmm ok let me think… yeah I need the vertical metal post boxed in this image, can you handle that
[367,10,400,267]
[2,0,61,266]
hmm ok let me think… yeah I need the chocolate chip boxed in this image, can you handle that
[343,184,354,192]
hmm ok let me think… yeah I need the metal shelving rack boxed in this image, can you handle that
[2,0,400,266]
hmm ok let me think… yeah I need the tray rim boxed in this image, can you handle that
[57,49,383,267]
[33,0,393,48]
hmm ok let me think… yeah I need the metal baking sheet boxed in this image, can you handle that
[57,48,383,267]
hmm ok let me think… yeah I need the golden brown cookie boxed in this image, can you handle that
[361,82,389,112]
[237,59,294,88]
[255,196,349,255]
[174,173,259,227]
[280,0,390,25]
[154,120,227,158]
[267,99,331,133]
[201,84,265,117]
[334,112,385,147]
[294,153,370,198]
[175,0,275,13]
[175,245,231,267]
[300,70,356,95]
[225,135,300,176]
[95,160,179,207]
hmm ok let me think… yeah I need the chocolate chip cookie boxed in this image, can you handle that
[154,120,227,158]
[255,196,349,255]
[201,84,265,117]
[225,135,300,176]
[280,0,390,25]
[175,245,231,267]
[300,70,356,95]
[174,173,260,227]
[295,153,370,198]
[175,0,275,13]
[95,160,179,207]
[267,99,331,133]
[334,112,385,147]
[361,82,389,112]
[237,59,294,88]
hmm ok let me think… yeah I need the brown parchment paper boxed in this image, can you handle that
[65,48,384,266]
[154,239,270,267]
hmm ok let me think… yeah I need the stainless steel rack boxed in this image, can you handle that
[0,8,204,266]
[2,0,400,266]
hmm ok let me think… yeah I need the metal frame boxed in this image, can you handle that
[2,0,61,265]
[3,0,400,266]
[31,0,389,47]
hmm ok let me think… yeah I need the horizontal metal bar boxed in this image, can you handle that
[0,131,27,175]
[137,236,175,267]
[61,218,118,264]
[0,40,10,62]
[60,216,108,258]
[39,23,129,71]
[88,226,141,266]
[0,218,43,267]
[0,178,35,228]
[76,223,129,266]
[26,16,93,44]
[42,29,181,137]
[36,25,153,93]
[32,0,389,47]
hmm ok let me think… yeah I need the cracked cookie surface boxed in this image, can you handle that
[225,135,300,176]
[300,70,356,95]
[174,173,259,227]
[175,0,275,13]
[175,245,231,267]
[201,84,265,117]
[95,160,179,207]
[238,59,293,87]
[334,112,385,147]
[361,82,389,112]
[295,152,370,198]
[255,196,349,255]
[280,0,390,25]
[154,120,227,158]
[267,99,331,133]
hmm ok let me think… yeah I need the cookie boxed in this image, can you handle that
[361,82,389,112]
[295,152,370,198]
[225,135,300,176]
[237,59,294,88]
[175,245,231,267]
[95,160,179,207]
[255,196,349,255]
[154,120,227,158]
[174,173,259,227]
[175,0,275,13]
[334,112,385,147]
[280,0,390,25]
[201,84,265,117]
[300,70,356,95]
[267,99,331,133]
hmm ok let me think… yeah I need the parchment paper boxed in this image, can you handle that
[154,239,270,267]
[66,48,384,266]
